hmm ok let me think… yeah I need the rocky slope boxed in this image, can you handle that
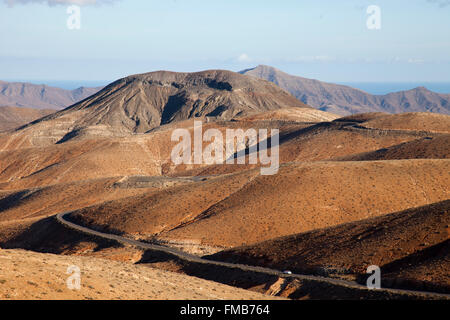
[207,200,450,293]
[6,70,309,146]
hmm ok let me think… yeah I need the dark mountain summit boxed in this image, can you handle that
[33,69,310,135]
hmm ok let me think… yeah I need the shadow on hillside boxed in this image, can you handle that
[0,216,121,254]
[356,240,450,294]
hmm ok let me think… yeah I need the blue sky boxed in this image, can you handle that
[1,0,449,83]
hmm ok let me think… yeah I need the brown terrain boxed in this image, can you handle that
[335,136,450,161]
[0,249,279,300]
[65,159,449,248]
[0,69,449,300]
[241,65,450,115]
[0,106,56,132]
[207,200,450,293]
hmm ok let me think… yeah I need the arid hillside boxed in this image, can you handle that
[0,249,278,300]
[236,107,339,122]
[2,70,308,148]
[360,112,450,133]
[0,107,340,189]
[0,106,56,132]
[335,135,450,161]
[174,112,450,177]
[0,176,181,222]
[65,160,449,248]
[0,70,449,300]
[207,200,450,293]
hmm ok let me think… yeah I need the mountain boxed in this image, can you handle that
[0,106,56,132]
[13,69,310,142]
[0,80,102,110]
[240,65,450,116]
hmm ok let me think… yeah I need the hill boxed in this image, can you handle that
[240,65,450,115]
[64,160,450,248]
[207,200,450,293]
[0,249,276,300]
[1,111,446,190]
[335,136,450,161]
[179,112,450,177]
[0,106,56,132]
[236,107,339,122]
[0,80,101,110]
[359,112,450,133]
[0,70,309,147]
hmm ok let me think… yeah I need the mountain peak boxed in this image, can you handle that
[22,69,310,141]
[240,65,281,75]
[412,86,429,92]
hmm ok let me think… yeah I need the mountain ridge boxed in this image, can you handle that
[0,80,102,110]
[0,106,56,132]
[240,65,450,115]
[17,69,311,140]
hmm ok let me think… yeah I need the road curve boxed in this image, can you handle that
[56,212,449,300]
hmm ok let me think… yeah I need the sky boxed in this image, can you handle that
[1,0,450,84]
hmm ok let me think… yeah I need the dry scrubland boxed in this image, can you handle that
[208,201,450,293]
[0,177,164,222]
[0,249,279,300]
[65,159,449,247]
[0,106,56,132]
[0,69,449,299]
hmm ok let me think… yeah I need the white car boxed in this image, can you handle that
[283,270,293,275]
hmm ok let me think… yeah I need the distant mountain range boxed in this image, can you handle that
[240,65,450,116]
[0,80,102,110]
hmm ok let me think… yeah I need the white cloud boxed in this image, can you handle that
[237,53,251,62]
[4,0,119,6]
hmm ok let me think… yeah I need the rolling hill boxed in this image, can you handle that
[0,249,276,300]
[62,159,450,248]
[0,106,56,132]
[1,69,449,300]
[207,200,450,293]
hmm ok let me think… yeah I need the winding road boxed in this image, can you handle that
[56,212,449,300]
